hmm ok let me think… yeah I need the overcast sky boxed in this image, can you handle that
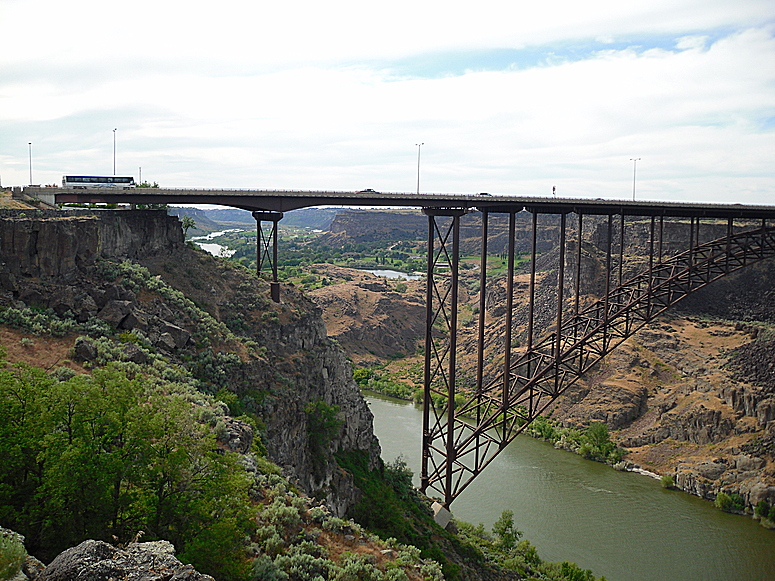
[1,0,774,205]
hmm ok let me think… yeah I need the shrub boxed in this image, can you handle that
[262,498,302,530]
[755,500,771,519]
[49,366,77,382]
[492,510,522,550]
[577,422,623,464]
[660,474,675,489]
[335,553,383,581]
[251,555,288,581]
[384,457,414,500]
[273,545,331,580]
[715,491,745,513]
[527,416,559,442]
[0,529,26,581]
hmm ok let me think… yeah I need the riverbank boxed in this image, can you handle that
[358,373,775,533]
[365,392,775,581]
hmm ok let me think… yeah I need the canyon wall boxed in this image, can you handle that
[0,208,380,516]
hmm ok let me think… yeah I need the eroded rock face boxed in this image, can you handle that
[218,416,254,454]
[258,330,381,511]
[38,539,213,581]
[0,209,382,517]
[0,209,183,279]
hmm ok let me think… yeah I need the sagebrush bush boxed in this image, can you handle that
[262,498,302,530]
[0,529,26,581]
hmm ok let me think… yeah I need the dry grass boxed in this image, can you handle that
[0,328,84,373]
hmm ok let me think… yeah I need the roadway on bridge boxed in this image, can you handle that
[18,186,775,218]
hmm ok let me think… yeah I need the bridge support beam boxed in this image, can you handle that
[252,211,283,302]
[420,207,466,507]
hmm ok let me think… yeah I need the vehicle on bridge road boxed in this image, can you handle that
[62,175,136,189]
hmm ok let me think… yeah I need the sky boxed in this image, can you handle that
[1,0,774,205]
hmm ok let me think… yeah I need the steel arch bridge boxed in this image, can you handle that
[27,185,775,506]
[419,208,775,506]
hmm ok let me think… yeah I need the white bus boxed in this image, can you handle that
[62,175,136,189]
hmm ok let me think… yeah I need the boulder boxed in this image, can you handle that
[735,454,765,472]
[121,309,150,333]
[122,343,149,364]
[97,300,133,326]
[23,555,46,580]
[38,539,214,581]
[160,321,191,349]
[218,416,254,454]
[73,337,97,362]
[697,461,727,481]
[0,270,17,292]
[156,332,177,351]
[48,290,99,322]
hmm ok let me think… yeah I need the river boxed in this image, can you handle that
[361,269,423,280]
[365,392,775,581]
[189,229,241,258]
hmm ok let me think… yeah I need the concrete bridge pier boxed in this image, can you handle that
[252,211,283,302]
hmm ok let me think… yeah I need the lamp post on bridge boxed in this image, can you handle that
[416,142,424,194]
[630,157,641,201]
[28,142,33,186]
[113,128,117,175]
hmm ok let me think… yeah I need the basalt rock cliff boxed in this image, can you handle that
[0,208,380,517]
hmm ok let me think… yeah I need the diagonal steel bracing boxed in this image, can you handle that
[421,214,775,506]
[420,208,468,496]
[253,211,283,303]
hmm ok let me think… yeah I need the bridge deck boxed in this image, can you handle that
[18,186,775,218]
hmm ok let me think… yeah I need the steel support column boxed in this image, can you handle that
[554,213,567,395]
[420,207,466,507]
[475,210,489,472]
[502,212,517,432]
[253,211,283,302]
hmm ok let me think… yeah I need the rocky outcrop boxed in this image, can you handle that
[0,209,183,280]
[36,539,213,581]
[676,260,775,323]
[620,404,736,447]
[308,267,427,362]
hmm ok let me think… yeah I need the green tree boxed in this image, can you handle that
[181,215,196,235]
[492,510,522,550]
[579,422,622,463]
[305,400,342,480]
[0,359,256,577]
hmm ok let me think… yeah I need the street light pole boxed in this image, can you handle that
[415,142,424,194]
[630,157,641,201]
[28,142,33,185]
[113,128,117,175]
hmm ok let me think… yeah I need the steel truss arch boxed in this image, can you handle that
[421,215,775,506]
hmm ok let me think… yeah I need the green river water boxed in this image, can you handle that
[365,393,775,581]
